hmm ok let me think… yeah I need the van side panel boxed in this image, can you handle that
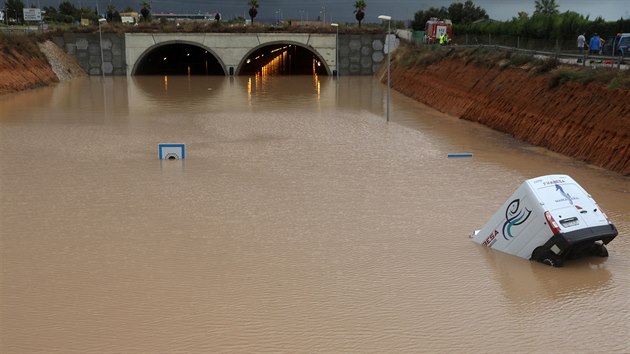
[502,191,544,256]
[472,183,549,258]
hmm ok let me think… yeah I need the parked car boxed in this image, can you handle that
[601,33,630,57]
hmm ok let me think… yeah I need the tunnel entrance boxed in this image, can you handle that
[134,43,224,75]
[239,44,328,76]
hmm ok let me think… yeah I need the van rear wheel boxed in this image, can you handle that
[542,255,563,267]
[532,247,564,267]
[587,243,609,257]
[595,244,609,257]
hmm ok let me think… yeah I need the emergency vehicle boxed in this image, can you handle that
[424,18,453,44]
[469,175,618,267]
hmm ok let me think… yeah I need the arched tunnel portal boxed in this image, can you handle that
[237,42,330,76]
[133,42,225,75]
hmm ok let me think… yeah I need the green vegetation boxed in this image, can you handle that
[412,0,488,30]
[248,0,258,24]
[140,1,151,22]
[3,0,25,23]
[534,0,559,16]
[393,42,630,89]
[410,1,628,50]
[354,0,366,28]
[456,11,630,41]
[549,67,630,89]
[0,32,46,60]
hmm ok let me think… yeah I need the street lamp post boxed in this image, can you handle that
[96,0,105,78]
[378,15,391,122]
[331,23,339,79]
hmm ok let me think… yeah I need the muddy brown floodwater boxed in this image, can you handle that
[1,74,629,353]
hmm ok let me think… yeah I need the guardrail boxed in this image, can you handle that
[452,44,627,70]
[0,26,41,34]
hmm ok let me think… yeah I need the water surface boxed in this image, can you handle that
[1,75,628,353]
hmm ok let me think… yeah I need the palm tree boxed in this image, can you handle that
[140,0,151,22]
[248,0,258,24]
[534,0,559,16]
[354,0,366,27]
[106,3,116,22]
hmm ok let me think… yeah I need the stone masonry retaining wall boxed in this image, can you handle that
[53,33,126,76]
[53,33,386,76]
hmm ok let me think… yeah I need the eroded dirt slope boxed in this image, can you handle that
[0,39,58,95]
[0,37,85,96]
[388,59,630,175]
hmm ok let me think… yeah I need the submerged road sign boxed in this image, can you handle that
[158,143,185,160]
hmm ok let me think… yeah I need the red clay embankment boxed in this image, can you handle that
[387,50,630,176]
[0,35,85,96]
[0,37,58,95]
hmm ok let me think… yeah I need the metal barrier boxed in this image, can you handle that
[452,44,627,70]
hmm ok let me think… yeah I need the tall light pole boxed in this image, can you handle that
[96,0,105,78]
[378,15,391,122]
[331,23,339,79]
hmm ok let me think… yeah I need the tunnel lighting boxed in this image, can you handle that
[317,61,321,66]
[247,59,251,64]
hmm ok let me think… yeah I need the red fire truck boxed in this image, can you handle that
[424,18,453,44]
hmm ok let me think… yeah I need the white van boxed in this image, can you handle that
[469,174,618,267]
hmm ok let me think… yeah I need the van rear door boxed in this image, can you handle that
[532,181,608,233]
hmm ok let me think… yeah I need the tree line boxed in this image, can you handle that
[3,0,153,24]
[411,0,629,41]
[5,0,628,38]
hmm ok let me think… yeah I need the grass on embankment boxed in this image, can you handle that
[393,43,630,90]
[0,33,48,60]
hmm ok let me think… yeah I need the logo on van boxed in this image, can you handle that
[555,184,573,205]
[502,199,532,240]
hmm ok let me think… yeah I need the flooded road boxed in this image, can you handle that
[1,75,629,353]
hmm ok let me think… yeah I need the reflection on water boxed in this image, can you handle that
[477,245,613,305]
[1,75,628,353]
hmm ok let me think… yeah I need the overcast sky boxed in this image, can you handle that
[30,0,630,23]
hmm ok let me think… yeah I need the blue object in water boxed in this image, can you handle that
[159,143,186,160]
[448,153,473,158]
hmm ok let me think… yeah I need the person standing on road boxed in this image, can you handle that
[577,33,586,54]
[589,33,601,55]
[577,32,586,62]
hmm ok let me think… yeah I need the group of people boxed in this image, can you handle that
[577,32,606,56]
[422,33,451,45]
